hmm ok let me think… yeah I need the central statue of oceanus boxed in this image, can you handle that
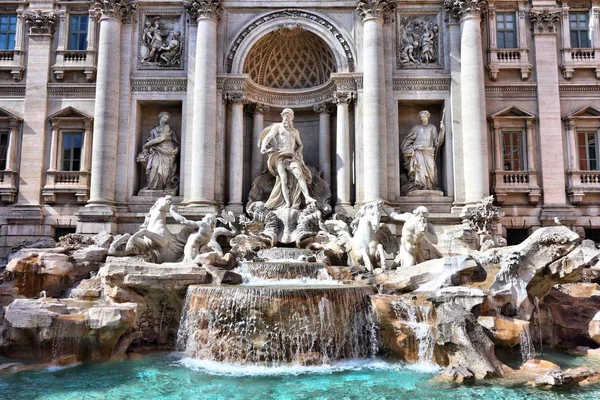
[259,108,316,210]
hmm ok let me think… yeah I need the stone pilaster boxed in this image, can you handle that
[314,103,334,187]
[12,10,55,221]
[444,0,489,207]
[530,8,574,224]
[185,0,222,213]
[383,14,399,202]
[250,103,269,183]
[356,0,394,203]
[224,91,245,214]
[333,91,355,213]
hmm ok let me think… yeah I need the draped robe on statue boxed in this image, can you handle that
[145,124,179,190]
[401,123,442,191]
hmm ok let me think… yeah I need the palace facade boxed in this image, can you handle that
[0,0,599,255]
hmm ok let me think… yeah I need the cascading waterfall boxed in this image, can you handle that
[390,297,436,365]
[520,324,535,363]
[176,285,377,365]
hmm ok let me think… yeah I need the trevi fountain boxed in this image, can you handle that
[0,108,599,399]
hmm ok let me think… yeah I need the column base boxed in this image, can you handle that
[335,203,354,215]
[225,203,244,214]
[76,205,118,234]
[7,204,44,225]
[180,202,220,219]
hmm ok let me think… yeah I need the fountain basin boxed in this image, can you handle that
[257,248,315,261]
[177,285,377,365]
[238,260,327,280]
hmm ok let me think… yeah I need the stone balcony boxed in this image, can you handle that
[567,170,600,203]
[42,170,90,204]
[492,170,541,205]
[0,50,25,81]
[561,48,600,79]
[0,170,18,203]
[487,48,532,81]
[52,49,97,82]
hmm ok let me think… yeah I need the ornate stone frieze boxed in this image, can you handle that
[94,0,137,22]
[138,13,185,70]
[443,0,488,20]
[130,78,187,92]
[529,9,561,34]
[183,0,222,21]
[244,79,335,107]
[48,84,97,98]
[24,10,56,36]
[333,91,356,104]
[397,12,443,69]
[392,77,450,91]
[356,0,396,21]
[0,85,25,97]
[226,10,355,73]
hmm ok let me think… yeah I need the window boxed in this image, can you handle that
[502,131,524,171]
[0,131,8,170]
[62,132,82,171]
[578,131,599,170]
[68,15,88,51]
[570,12,591,48]
[0,15,17,51]
[496,13,517,49]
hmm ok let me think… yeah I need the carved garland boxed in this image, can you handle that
[226,9,355,73]
[183,0,222,21]
[94,0,137,22]
[529,9,562,34]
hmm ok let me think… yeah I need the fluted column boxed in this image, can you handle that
[250,103,269,182]
[185,0,221,211]
[225,92,245,213]
[356,0,394,203]
[444,0,489,205]
[334,91,355,212]
[88,0,135,207]
[314,103,334,186]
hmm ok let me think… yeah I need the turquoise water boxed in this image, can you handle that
[0,353,599,400]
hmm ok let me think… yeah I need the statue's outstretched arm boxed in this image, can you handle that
[260,125,278,153]
[170,205,197,229]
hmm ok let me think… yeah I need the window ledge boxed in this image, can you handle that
[42,170,89,204]
[0,50,25,82]
[0,170,18,203]
[492,170,541,204]
[561,48,600,79]
[487,48,532,81]
[52,50,97,82]
[567,170,600,203]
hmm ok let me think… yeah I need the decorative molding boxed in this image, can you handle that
[183,0,222,21]
[130,78,187,92]
[396,11,443,70]
[313,103,335,113]
[392,77,450,91]
[48,84,96,98]
[529,9,561,34]
[443,0,488,20]
[356,0,396,22]
[137,12,185,70]
[247,103,270,114]
[226,9,355,73]
[559,84,600,92]
[332,91,356,104]
[331,74,358,92]
[244,79,336,108]
[485,84,537,92]
[224,91,246,104]
[94,0,137,23]
[24,10,56,36]
[0,85,25,97]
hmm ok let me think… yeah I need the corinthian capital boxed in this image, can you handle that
[224,91,245,104]
[444,0,488,20]
[94,0,137,22]
[356,0,396,22]
[25,10,56,36]
[333,91,356,105]
[184,0,222,21]
[529,9,562,34]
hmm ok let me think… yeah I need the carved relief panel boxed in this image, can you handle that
[396,10,444,69]
[137,11,185,70]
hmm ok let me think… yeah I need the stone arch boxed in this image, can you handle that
[226,9,357,75]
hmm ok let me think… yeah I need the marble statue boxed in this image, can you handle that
[385,206,438,268]
[137,112,179,195]
[401,110,445,192]
[259,108,316,209]
[174,213,217,262]
[158,31,182,66]
[142,17,165,63]
[140,16,183,68]
[325,201,397,272]
[398,16,440,68]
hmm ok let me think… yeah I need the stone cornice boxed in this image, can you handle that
[443,0,488,20]
[183,0,222,21]
[529,9,562,34]
[130,78,187,92]
[24,10,56,36]
[392,77,450,91]
[356,0,396,22]
[94,0,137,23]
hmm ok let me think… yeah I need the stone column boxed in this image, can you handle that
[16,10,56,209]
[5,120,19,172]
[444,0,489,206]
[225,92,245,214]
[314,103,334,186]
[87,0,135,207]
[334,91,355,212]
[250,103,269,182]
[356,0,394,203]
[530,8,574,223]
[185,0,222,212]
[48,122,59,171]
[383,13,399,202]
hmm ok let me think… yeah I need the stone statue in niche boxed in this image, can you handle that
[259,108,316,209]
[139,15,183,68]
[398,15,440,68]
[401,110,445,192]
[385,206,438,268]
[137,112,180,195]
